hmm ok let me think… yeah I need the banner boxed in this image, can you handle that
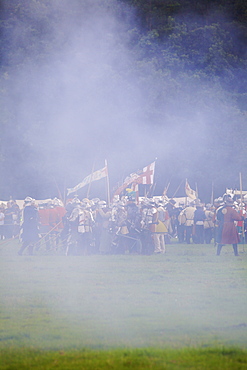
[134,161,155,185]
[113,173,139,196]
[67,166,108,196]
[226,188,247,196]
[113,161,155,196]
[185,179,197,200]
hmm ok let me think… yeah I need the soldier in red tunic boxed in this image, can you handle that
[216,194,243,256]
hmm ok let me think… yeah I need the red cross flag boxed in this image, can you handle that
[113,161,156,197]
[134,161,155,185]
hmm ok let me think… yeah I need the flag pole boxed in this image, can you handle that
[163,182,170,197]
[239,172,245,250]
[105,159,110,206]
[63,176,67,205]
[87,161,96,199]
[144,187,147,198]
[195,182,198,199]
[149,182,156,197]
[210,181,214,205]
[147,157,157,198]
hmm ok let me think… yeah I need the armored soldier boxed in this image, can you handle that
[18,197,39,255]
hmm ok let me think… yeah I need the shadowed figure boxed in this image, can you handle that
[18,197,39,256]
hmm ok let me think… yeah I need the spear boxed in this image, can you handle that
[210,181,214,204]
[163,182,170,196]
[172,179,184,198]
[105,159,110,206]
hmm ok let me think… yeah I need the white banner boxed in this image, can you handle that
[67,166,108,196]
[185,179,197,200]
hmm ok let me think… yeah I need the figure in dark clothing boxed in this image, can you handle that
[18,197,39,256]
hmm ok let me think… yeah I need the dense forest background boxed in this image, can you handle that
[0,0,246,201]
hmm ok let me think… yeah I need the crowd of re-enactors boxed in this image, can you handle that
[0,192,245,257]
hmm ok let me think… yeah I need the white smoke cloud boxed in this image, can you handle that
[1,0,246,200]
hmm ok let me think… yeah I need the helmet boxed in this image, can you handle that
[216,197,223,204]
[81,199,92,208]
[223,193,234,205]
[80,202,87,209]
[98,201,107,208]
[141,198,150,207]
[53,198,63,207]
[72,197,81,204]
[91,198,100,205]
[112,195,119,203]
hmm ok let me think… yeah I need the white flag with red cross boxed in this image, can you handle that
[113,161,156,197]
[134,161,155,185]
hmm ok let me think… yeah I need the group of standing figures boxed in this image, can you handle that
[15,192,245,257]
[178,194,245,256]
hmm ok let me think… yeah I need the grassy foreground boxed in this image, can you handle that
[0,347,247,369]
[0,238,247,368]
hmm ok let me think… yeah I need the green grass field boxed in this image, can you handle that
[0,239,247,368]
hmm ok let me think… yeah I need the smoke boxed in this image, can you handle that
[0,2,246,351]
[0,0,246,200]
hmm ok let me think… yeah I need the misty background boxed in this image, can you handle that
[0,0,246,202]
